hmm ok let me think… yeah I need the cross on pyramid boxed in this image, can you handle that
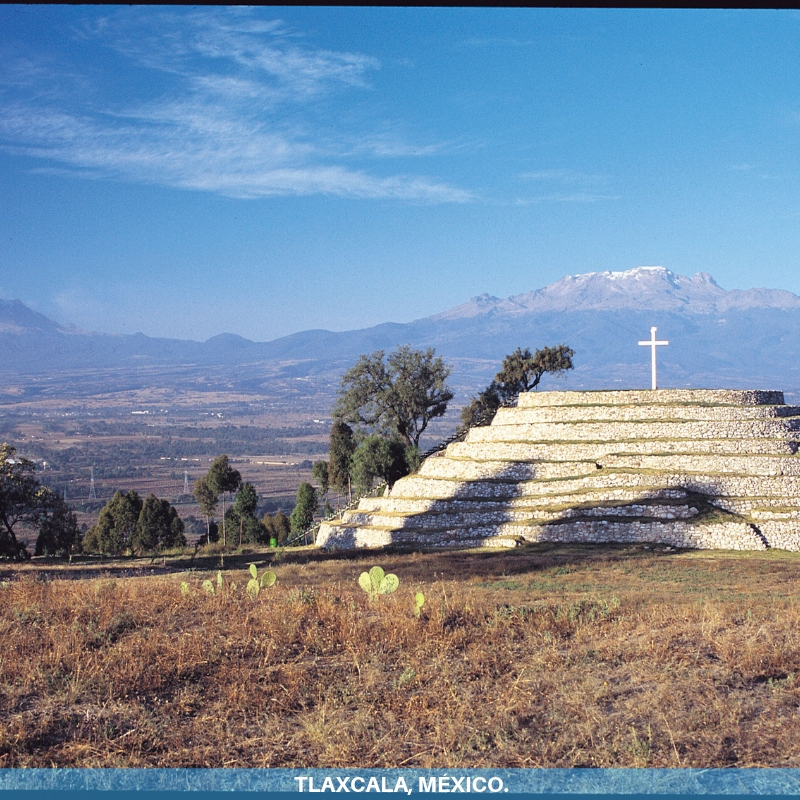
[638,326,669,390]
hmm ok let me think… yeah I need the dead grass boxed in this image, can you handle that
[3,543,800,767]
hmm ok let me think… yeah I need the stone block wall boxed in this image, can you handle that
[315,388,800,552]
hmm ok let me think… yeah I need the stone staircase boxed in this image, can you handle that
[315,389,800,551]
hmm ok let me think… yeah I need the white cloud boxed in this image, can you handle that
[519,168,607,184]
[0,8,471,203]
[51,287,105,327]
[516,168,617,203]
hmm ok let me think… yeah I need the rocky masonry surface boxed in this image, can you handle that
[315,389,800,551]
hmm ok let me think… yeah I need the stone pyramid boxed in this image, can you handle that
[316,389,800,552]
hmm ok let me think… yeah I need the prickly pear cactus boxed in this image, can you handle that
[358,571,373,594]
[368,566,385,593]
[246,563,260,599]
[260,570,277,589]
[245,564,277,599]
[359,566,400,599]
[202,579,215,596]
[379,573,399,595]
[180,581,191,597]
[414,591,425,617]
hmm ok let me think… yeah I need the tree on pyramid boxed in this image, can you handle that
[461,344,574,430]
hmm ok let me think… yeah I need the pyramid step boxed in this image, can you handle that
[751,509,800,521]
[753,521,800,550]
[516,389,784,408]
[358,487,690,515]
[599,454,800,476]
[317,519,769,552]
[418,457,600,481]
[495,404,800,424]
[445,439,799,460]
[317,388,800,551]
[342,502,703,531]
[389,472,800,501]
[691,496,800,514]
[467,419,800,444]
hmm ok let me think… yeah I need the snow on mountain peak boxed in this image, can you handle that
[429,267,800,320]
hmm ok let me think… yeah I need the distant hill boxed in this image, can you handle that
[433,267,800,316]
[3,267,800,397]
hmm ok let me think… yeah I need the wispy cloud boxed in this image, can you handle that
[459,37,538,48]
[517,168,617,202]
[0,8,472,202]
[520,168,607,184]
[513,193,621,204]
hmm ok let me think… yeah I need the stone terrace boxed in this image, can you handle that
[315,389,800,551]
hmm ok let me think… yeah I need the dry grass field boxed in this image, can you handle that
[2,542,800,768]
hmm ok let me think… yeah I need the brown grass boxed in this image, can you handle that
[3,543,800,767]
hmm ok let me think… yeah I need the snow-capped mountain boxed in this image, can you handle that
[2,266,800,395]
[433,266,800,319]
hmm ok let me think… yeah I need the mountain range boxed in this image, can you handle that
[3,266,800,398]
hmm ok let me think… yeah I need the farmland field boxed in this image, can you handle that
[3,543,800,767]
[0,370,460,538]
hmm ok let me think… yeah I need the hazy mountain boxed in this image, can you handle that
[433,266,800,318]
[3,267,800,397]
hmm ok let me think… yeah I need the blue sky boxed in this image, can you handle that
[2,7,800,341]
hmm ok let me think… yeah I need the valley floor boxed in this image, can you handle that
[2,543,800,767]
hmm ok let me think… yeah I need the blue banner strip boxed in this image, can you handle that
[0,769,799,795]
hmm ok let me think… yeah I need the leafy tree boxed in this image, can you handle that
[131,494,185,555]
[131,494,161,554]
[234,482,257,519]
[404,444,421,474]
[351,436,414,493]
[460,382,502,430]
[182,515,209,542]
[0,444,47,559]
[289,482,318,537]
[312,460,329,499]
[461,344,575,430]
[262,511,291,545]
[333,345,453,448]
[206,455,242,546]
[328,422,356,505]
[83,490,142,556]
[231,482,261,546]
[495,345,575,395]
[192,476,217,541]
[227,511,265,545]
[200,520,219,545]
[34,492,82,558]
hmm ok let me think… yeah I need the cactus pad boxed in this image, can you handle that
[359,565,399,597]
[358,571,373,593]
[368,566,385,591]
[260,570,277,588]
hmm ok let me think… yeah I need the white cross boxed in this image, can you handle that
[638,326,669,390]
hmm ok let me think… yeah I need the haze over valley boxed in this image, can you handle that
[3,265,799,529]
[4,8,800,545]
